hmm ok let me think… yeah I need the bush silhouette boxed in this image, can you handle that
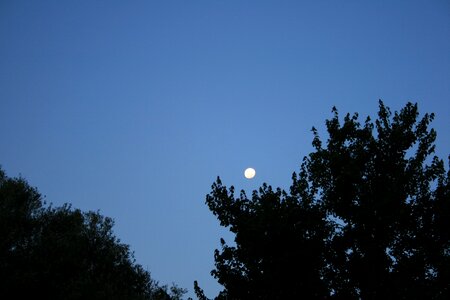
[0,168,186,300]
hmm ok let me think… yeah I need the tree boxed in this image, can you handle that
[197,101,449,299]
[0,167,186,300]
[202,181,331,300]
[308,101,450,299]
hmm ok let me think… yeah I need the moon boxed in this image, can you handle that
[244,167,256,179]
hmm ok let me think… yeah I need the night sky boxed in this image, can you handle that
[1,1,449,298]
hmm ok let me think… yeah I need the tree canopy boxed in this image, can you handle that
[196,101,449,299]
[0,168,186,300]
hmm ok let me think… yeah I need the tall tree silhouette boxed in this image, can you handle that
[204,180,330,300]
[0,167,186,300]
[309,101,450,299]
[197,101,449,299]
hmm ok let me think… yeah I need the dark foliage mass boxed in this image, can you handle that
[0,168,186,300]
[196,101,450,300]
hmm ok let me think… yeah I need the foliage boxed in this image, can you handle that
[0,168,186,300]
[197,101,450,299]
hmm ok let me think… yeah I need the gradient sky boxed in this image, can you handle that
[1,1,449,298]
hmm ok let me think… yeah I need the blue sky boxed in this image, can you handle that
[1,1,449,298]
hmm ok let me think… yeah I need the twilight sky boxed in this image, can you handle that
[1,1,449,298]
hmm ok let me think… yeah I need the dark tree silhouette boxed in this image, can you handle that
[196,101,449,300]
[0,168,186,300]
[309,101,450,299]
[201,181,330,300]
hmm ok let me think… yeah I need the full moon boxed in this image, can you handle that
[244,167,256,179]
